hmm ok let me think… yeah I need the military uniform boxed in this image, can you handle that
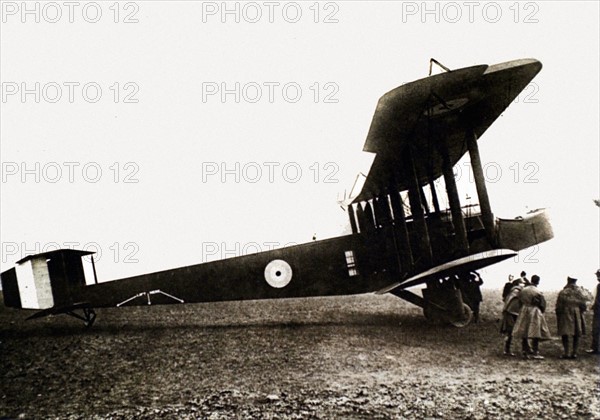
[555,281,590,358]
[589,278,600,354]
[512,283,551,358]
[461,273,483,323]
[500,284,523,355]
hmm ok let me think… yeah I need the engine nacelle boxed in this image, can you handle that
[496,209,553,252]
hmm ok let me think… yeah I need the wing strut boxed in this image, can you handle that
[466,128,496,246]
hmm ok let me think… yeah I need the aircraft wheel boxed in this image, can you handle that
[448,303,472,328]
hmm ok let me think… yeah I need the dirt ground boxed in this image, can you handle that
[1,290,599,419]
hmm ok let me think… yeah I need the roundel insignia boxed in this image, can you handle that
[264,259,293,288]
[424,97,470,117]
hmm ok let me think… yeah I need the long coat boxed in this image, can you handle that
[512,285,551,340]
[593,284,600,313]
[500,285,523,334]
[555,285,590,337]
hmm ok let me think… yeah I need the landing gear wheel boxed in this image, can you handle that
[449,303,472,328]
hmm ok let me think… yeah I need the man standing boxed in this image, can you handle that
[502,274,515,300]
[512,275,551,359]
[519,271,530,286]
[556,277,591,359]
[501,278,524,356]
[586,269,600,354]
[463,272,484,323]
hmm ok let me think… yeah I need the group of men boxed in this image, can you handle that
[500,269,600,359]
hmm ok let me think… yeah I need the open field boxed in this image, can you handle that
[1,290,599,419]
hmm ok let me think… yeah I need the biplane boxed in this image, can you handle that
[1,58,553,328]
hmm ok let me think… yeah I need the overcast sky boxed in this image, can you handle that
[1,1,598,291]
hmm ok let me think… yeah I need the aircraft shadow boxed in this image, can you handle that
[0,310,436,339]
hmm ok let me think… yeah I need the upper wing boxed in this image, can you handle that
[354,59,542,202]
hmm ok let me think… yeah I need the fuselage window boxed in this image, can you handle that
[344,250,358,276]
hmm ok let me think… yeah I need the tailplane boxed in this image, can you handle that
[1,249,95,310]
